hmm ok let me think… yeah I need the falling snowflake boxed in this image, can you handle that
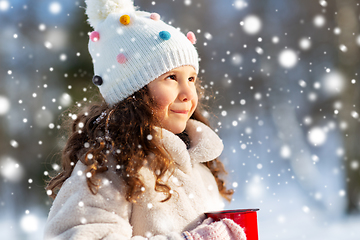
[241,15,262,35]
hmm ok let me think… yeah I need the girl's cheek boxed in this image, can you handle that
[153,95,171,109]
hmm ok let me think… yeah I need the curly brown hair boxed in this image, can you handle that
[46,85,233,203]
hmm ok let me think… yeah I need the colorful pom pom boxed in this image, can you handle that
[159,31,171,40]
[116,53,127,64]
[90,31,100,42]
[120,15,131,25]
[187,31,196,44]
[150,13,160,21]
[92,75,103,86]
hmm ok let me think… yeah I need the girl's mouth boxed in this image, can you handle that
[171,110,189,114]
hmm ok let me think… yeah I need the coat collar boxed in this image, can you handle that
[154,119,224,173]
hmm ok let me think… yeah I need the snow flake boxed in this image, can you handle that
[314,192,322,200]
[44,41,52,49]
[60,93,72,107]
[0,95,10,115]
[339,121,348,130]
[350,161,359,170]
[272,36,279,44]
[80,217,87,224]
[299,38,311,50]
[52,163,60,171]
[184,0,191,6]
[0,0,9,11]
[277,215,286,223]
[302,206,310,213]
[245,127,252,134]
[0,157,23,182]
[322,71,345,96]
[241,15,262,35]
[278,49,297,69]
[20,214,39,232]
[255,47,263,54]
[333,27,341,35]
[339,190,346,197]
[339,44,347,52]
[233,0,247,10]
[313,15,326,28]
[351,111,359,119]
[204,32,212,40]
[356,35,360,46]
[59,53,67,61]
[254,92,262,100]
[308,127,326,146]
[319,0,328,7]
[299,80,307,87]
[49,2,61,15]
[10,140,18,148]
[231,53,242,65]
[39,24,46,31]
[312,155,319,163]
[280,145,291,159]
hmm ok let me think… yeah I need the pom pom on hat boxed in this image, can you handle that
[90,31,100,42]
[159,31,171,40]
[85,0,136,28]
[187,31,196,44]
[150,12,160,21]
[120,14,131,25]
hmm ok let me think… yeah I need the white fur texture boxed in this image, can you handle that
[44,120,225,239]
[85,0,136,28]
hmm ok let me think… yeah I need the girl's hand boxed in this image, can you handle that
[182,217,246,240]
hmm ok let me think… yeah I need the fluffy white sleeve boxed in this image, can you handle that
[43,162,184,240]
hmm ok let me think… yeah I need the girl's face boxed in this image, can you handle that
[148,65,198,134]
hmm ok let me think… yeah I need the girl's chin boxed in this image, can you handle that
[163,123,187,134]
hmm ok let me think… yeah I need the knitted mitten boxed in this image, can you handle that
[182,218,246,240]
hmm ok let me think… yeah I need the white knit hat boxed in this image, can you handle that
[85,0,199,106]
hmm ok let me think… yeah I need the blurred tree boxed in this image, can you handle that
[335,0,360,214]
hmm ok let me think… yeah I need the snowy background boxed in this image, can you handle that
[1,0,360,239]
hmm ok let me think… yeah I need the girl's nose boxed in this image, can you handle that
[178,83,196,102]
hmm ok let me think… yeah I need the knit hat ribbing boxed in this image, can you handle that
[85,0,199,106]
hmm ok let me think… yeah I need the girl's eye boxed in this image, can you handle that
[166,75,176,80]
[188,77,195,82]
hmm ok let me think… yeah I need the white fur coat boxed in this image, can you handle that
[44,119,225,240]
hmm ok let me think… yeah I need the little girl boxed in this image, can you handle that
[44,0,246,239]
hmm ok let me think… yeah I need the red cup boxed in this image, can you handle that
[205,208,259,240]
